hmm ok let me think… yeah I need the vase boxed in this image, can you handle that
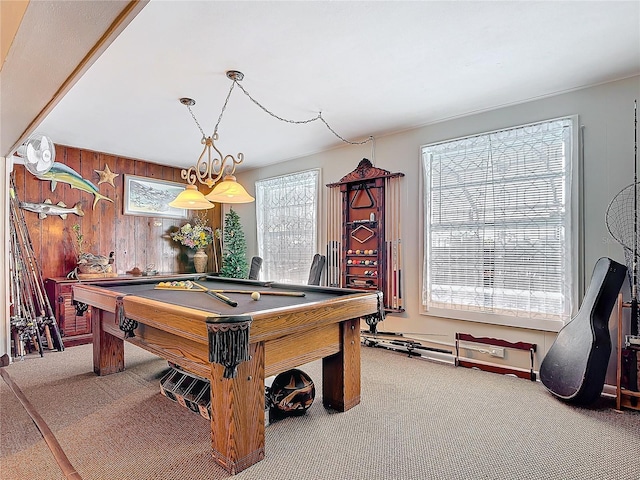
[193,249,208,273]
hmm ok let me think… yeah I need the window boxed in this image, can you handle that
[422,117,576,330]
[256,169,320,284]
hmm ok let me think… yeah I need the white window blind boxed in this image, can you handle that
[256,169,320,284]
[422,118,574,323]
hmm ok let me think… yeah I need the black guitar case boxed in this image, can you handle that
[539,257,627,405]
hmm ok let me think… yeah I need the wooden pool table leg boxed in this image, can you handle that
[209,341,266,474]
[92,307,124,376]
[322,318,361,411]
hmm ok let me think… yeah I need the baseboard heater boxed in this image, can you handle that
[455,333,537,381]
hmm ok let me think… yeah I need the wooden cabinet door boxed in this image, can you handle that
[45,279,93,346]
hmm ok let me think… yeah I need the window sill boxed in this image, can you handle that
[421,306,565,333]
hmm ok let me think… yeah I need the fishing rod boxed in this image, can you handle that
[9,176,64,352]
[9,221,41,355]
[631,100,640,335]
[10,213,44,356]
[8,213,26,357]
[630,100,639,394]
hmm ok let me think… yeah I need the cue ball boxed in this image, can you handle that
[251,292,261,301]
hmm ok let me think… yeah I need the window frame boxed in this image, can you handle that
[255,168,321,285]
[419,115,580,332]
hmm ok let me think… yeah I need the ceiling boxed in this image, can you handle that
[4,1,640,173]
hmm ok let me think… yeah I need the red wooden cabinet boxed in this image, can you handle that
[45,277,93,346]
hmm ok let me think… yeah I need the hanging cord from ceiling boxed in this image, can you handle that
[228,71,374,147]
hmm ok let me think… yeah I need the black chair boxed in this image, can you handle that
[248,256,263,280]
[307,254,326,286]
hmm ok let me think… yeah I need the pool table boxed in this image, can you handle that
[72,275,383,474]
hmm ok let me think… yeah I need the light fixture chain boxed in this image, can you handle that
[185,104,206,139]
[233,80,320,125]
[232,79,372,146]
[318,115,373,146]
[213,81,236,136]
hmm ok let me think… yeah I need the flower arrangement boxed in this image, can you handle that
[171,218,214,250]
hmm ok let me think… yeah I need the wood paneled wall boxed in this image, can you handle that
[12,145,221,280]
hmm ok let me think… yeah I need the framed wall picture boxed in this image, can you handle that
[123,175,187,218]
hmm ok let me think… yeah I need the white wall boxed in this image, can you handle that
[235,75,640,376]
[2,76,638,378]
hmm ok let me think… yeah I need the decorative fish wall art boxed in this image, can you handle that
[35,162,113,209]
[20,199,84,219]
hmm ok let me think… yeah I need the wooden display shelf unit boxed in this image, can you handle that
[328,159,404,314]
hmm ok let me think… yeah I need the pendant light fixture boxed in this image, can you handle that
[169,71,254,209]
[169,68,376,209]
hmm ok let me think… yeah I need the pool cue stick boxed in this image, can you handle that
[339,188,343,287]
[398,184,403,309]
[194,283,238,307]
[336,186,343,287]
[391,176,400,309]
[338,186,344,287]
[209,289,305,297]
[398,239,403,309]
[329,185,339,287]
[393,177,398,310]
[396,176,403,310]
[384,178,389,307]
[205,290,238,307]
[385,240,391,309]
[212,240,219,272]
[390,178,398,310]
[383,181,390,309]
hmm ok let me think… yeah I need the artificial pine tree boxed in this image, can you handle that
[219,208,249,278]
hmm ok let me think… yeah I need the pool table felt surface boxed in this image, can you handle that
[91,278,359,317]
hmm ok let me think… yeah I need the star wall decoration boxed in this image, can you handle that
[95,164,119,187]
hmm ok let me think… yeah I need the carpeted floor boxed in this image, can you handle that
[1,342,639,480]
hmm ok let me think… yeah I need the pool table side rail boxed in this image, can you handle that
[73,284,382,345]
[242,292,381,341]
[73,284,381,381]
